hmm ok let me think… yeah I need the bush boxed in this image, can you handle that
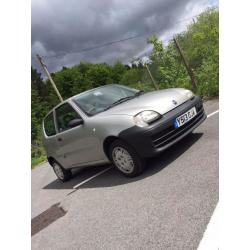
[31,144,46,168]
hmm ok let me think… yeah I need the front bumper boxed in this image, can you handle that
[119,96,206,158]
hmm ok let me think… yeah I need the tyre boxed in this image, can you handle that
[109,139,145,177]
[52,161,72,182]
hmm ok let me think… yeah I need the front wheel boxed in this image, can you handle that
[52,161,72,182]
[109,140,145,177]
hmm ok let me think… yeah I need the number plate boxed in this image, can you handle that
[173,107,197,128]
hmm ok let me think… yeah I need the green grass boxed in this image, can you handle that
[31,144,47,169]
[31,155,47,169]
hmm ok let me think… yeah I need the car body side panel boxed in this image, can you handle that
[53,100,110,169]
[54,124,106,169]
[44,102,135,169]
[42,110,58,160]
[42,135,58,159]
[87,115,135,140]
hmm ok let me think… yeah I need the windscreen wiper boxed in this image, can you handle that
[111,96,135,106]
[103,92,144,112]
[134,90,144,97]
[103,96,135,111]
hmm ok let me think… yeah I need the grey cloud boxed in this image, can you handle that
[31,0,216,75]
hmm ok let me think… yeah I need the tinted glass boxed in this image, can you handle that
[56,103,81,132]
[44,112,56,136]
[73,84,138,116]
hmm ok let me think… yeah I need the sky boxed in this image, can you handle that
[31,0,218,75]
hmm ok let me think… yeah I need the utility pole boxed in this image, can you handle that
[173,37,197,91]
[36,54,63,102]
[145,64,159,90]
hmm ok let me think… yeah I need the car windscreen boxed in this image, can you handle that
[73,85,138,116]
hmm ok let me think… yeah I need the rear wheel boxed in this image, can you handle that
[109,139,145,177]
[52,161,72,182]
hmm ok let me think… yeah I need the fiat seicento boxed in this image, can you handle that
[42,84,206,181]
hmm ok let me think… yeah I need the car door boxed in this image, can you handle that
[54,102,102,168]
[42,111,58,158]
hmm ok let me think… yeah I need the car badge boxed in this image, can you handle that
[172,100,178,105]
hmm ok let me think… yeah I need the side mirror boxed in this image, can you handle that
[68,118,84,128]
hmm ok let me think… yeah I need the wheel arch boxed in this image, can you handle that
[47,156,56,167]
[103,136,119,160]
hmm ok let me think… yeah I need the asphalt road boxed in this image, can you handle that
[32,99,219,250]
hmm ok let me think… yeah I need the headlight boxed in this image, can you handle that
[185,90,194,99]
[133,110,161,127]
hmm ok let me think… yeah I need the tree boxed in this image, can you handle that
[148,7,219,96]
[110,61,127,83]
[85,63,113,87]
[148,36,187,89]
[31,68,51,143]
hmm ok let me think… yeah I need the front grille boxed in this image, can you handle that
[151,107,205,149]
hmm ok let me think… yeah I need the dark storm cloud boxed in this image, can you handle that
[31,0,215,74]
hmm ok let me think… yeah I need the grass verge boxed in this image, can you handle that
[32,155,47,169]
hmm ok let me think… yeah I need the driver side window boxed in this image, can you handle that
[56,103,81,132]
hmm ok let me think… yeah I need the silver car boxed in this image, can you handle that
[42,84,206,181]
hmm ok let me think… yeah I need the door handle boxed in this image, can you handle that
[57,138,62,142]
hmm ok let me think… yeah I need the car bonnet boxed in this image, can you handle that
[96,88,190,116]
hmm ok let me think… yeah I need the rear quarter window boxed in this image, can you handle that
[44,112,56,136]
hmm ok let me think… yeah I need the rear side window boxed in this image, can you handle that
[56,103,81,132]
[44,112,56,136]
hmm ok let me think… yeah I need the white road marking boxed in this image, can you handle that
[73,166,113,189]
[197,109,219,249]
[198,204,219,250]
[207,109,219,118]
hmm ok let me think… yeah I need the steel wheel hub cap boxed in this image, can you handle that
[112,147,134,173]
[53,164,64,179]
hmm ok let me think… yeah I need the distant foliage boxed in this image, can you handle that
[31,8,218,167]
[148,7,219,96]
